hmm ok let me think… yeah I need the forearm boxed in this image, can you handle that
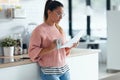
[39,46,56,56]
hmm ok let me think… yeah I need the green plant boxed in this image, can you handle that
[0,37,17,47]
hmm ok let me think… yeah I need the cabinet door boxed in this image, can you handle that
[67,53,98,80]
[0,63,41,80]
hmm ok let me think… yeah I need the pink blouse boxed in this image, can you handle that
[28,23,69,67]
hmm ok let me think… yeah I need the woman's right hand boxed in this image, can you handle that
[50,39,57,50]
[40,39,61,56]
[39,40,57,56]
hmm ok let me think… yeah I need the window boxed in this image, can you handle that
[72,0,107,38]
[111,0,120,7]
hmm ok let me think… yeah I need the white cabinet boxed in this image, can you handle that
[0,49,98,80]
[0,63,41,80]
[67,52,98,80]
[107,11,120,70]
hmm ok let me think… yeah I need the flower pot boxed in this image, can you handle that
[3,46,14,57]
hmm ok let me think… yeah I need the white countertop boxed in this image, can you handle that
[0,48,100,68]
[69,48,100,57]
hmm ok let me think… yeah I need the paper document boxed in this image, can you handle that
[60,31,83,48]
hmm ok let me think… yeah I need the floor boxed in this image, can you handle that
[99,63,120,80]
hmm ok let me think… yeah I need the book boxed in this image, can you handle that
[58,31,83,49]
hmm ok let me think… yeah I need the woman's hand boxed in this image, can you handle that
[71,41,79,48]
[40,40,57,56]
[65,41,79,49]
[50,40,57,50]
[65,42,79,56]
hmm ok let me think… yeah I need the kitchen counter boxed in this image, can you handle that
[0,54,31,68]
[0,48,100,68]
[69,48,100,57]
[0,48,99,80]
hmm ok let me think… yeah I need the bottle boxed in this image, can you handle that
[22,43,27,54]
[14,33,22,55]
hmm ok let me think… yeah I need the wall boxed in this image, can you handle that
[0,0,46,55]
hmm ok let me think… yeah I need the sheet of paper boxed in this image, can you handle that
[60,31,83,48]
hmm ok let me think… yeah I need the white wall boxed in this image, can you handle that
[0,0,45,38]
[0,0,46,55]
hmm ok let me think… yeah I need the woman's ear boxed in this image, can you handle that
[47,10,52,15]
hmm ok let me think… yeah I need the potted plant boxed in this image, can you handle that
[0,37,16,56]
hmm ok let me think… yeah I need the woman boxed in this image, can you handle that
[28,0,77,80]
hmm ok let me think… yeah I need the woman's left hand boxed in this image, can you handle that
[66,41,79,49]
[71,41,79,48]
[65,42,79,55]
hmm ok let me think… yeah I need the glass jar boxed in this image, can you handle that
[13,33,22,55]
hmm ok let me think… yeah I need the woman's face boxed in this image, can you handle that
[49,7,64,24]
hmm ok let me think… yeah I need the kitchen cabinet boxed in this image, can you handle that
[67,49,98,80]
[0,63,41,80]
[0,48,98,80]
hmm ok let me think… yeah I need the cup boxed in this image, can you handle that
[56,38,62,49]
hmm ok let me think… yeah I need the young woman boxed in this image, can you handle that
[28,0,78,80]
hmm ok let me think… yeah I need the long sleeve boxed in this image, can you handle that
[28,28,42,62]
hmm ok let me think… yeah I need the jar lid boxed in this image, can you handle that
[23,43,27,49]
